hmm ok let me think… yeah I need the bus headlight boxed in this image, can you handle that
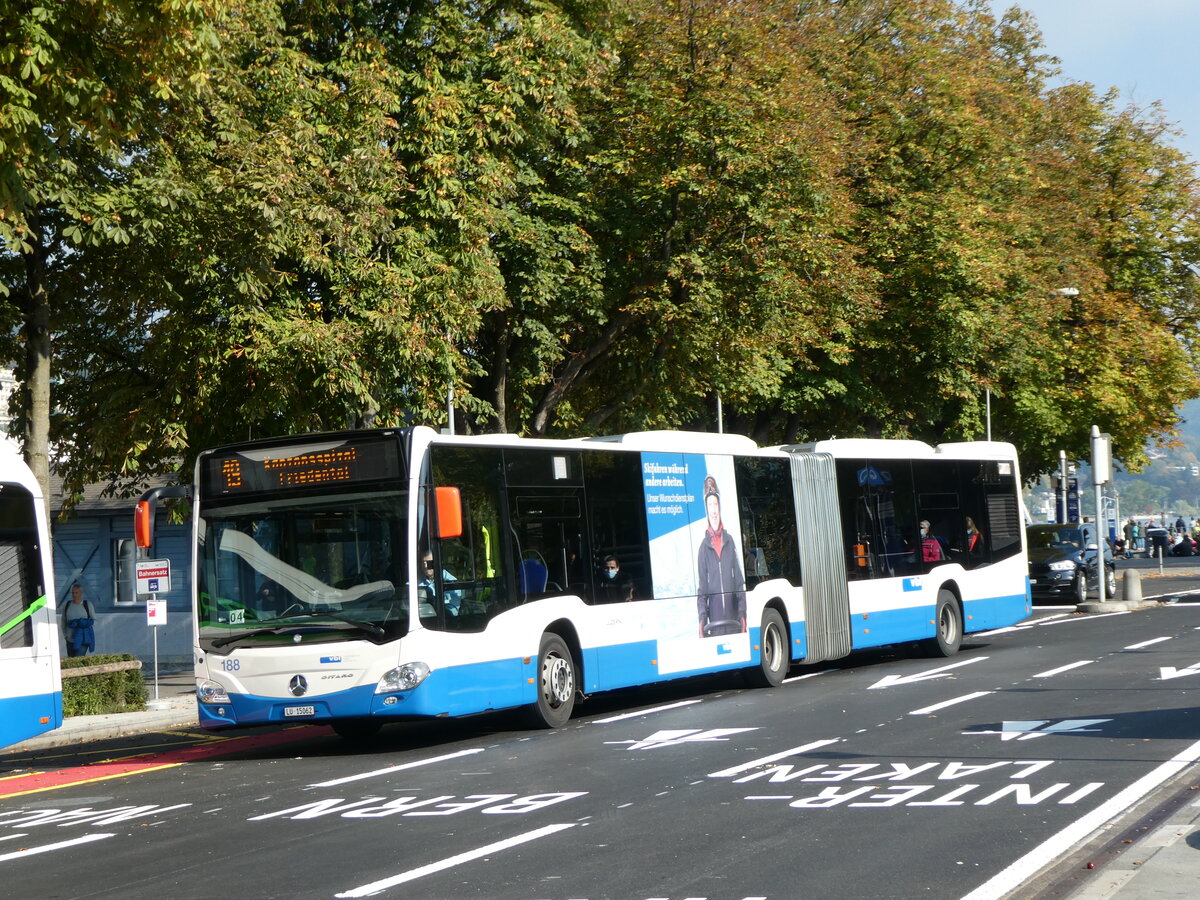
[376,663,430,694]
[197,680,231,705]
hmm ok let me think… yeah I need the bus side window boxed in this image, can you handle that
[430,446,508,631]
[584,451,648,604]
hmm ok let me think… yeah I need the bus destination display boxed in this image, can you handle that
[201,437,402,496]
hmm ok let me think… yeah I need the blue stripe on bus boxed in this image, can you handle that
[850,592,1030,650]
[0,691,63,748]
[198,622,816,728]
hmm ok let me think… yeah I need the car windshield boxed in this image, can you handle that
[197,490,407,649]
[1028,526,1083,550]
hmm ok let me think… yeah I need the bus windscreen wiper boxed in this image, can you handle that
[210,612,385,648]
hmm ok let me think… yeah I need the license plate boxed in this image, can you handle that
[284,705,316,718]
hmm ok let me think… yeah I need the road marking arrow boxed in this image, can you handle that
[1159,663,1200,680]
[964,719,1112,741]
[607,727,757,750]
[868,656,989,690]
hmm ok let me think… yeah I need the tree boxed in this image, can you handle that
[0,0,225,506]
[40,0,607,498]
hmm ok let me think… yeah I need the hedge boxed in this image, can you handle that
[61,653,149,716]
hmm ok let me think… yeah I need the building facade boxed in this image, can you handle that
[51,476,193,671]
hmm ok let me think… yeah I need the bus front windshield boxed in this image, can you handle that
[197,490,407,650]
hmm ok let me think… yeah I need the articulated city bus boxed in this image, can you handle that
[142,427,1029,738]
[0,443,61,750]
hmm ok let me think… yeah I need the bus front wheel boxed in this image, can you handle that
[746,608,789,687]
[929,590,963,658]
[525,633,576,728]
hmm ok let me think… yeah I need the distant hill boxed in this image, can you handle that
[1113,399,1200,519]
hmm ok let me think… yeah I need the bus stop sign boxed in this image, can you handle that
[135,559,171,595]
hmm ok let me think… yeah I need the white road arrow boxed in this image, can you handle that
[964,719,1112,741]
[607,728,757,750]
[1159,663,1200,680]
[868,656,989,690]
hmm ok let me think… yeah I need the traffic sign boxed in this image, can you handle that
[136,559,171,595]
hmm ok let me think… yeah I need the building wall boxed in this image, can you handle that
[53,514,193,672]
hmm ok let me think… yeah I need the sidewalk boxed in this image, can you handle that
[1063,796,1200,900]
[4,670,199,755]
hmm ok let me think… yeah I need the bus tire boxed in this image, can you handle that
[929,590,963,657]
[525,633,576,728]
[331,718,383,741]
[746,608,789,688]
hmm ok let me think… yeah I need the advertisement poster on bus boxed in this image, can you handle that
[640,452,751,674]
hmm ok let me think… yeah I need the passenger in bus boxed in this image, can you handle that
[919,520,945,563]
[62,582,96,657]
[964,517,984,554]
[420,551,461,615]
[697,475,747,637]
[596,555,634,603]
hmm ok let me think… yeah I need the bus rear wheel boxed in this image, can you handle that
[746,608,789,687]
[525,633,576,728]
[929,590,963,657]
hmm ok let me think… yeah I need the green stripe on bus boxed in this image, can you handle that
[0,594,48,638]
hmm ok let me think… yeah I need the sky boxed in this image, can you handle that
[988,0,1200,163]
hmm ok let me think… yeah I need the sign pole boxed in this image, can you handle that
[151,592,160,703]
[136,558,171,710]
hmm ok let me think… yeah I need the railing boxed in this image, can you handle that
[60,659,143,679]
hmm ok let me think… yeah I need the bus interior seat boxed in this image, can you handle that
[518,558,548,593]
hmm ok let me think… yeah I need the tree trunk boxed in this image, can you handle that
[21,209,52,521]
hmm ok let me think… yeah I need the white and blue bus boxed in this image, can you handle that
[146,427,1030,737]
[0,442,61,750]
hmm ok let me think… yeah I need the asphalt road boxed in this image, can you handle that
[5,588,1200,900]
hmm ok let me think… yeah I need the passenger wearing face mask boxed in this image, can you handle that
[919,519,947,564]
[595,554,634,603]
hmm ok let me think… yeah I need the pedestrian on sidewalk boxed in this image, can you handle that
[62,582,95,657]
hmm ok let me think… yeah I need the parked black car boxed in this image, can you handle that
[1027,523,1117,603]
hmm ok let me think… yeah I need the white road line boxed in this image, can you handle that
[783,668,836,684]
[1038,610,1131,625]
[308,748,485,788]
[707,738,841,778]
[960,736,1200,900]
[0,833,27,843]
[0,833,113,863]
[333,823,576,897]
[908,691,993,715]
[1033,660,1094,677]
[591,699,702,723]
[1124,636,1173,650]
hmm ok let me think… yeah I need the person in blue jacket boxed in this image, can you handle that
[696,475,747,637]
[62,582,95,657]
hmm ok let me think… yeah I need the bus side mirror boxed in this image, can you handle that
[133,485,192,554]
[135,501,153,549]
[436,486,463,539]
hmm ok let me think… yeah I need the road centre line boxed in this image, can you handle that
[308,748,486,788]
[334,823,576,897]
[0,833,113,863]
[1033,660,1094,677]
[591,700,702,723]
[961,736,1200,900]
[707,738,842,778]
[1124,636,1173,650]
[908,691,993,715]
